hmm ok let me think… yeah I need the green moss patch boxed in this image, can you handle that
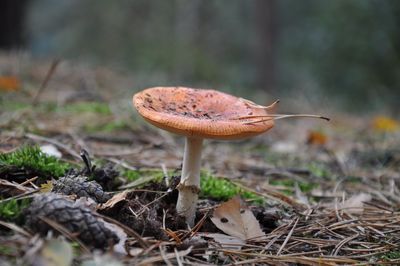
[0,145,71,182]
[0,198,31,220]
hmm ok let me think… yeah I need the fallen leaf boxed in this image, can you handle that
[40,181,53,193]
[337,193,372,214]
[371,116,399,132]
[98,190,129,210]
[306,130,328,145]
[0,76,20,91]
[211,196,265,241]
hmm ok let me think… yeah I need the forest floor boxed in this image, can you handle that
[0,55,399,265]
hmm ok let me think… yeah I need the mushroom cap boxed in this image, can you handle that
[133,87,276,140]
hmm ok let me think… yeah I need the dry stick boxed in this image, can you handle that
[0,220,32,237]
[181,210,210,240]
[0,189,39,204]
[32,59,60,105]
[174,248,184,266]
[331,233,359,256]
[239,98,280,110]
[264,225,290,251]
[362,201,394,213]
[25,133,80,159]
[233,114,330,120]
[19,176,38,186]
[135,192,168,216]
[0,178,32,195]
[277,217,299,255]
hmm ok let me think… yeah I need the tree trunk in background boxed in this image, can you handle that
[255,0,277,93]
[0,0,29,50]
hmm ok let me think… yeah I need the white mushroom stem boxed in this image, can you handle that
[176,137,203,226]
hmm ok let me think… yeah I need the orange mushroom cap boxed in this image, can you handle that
[133,87,276,140]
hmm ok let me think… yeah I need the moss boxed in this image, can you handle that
[0,101,30,111]
[200,172,264,203]
[0,198,31,220]
[0,145,71,180]
[307,162,332,179]
[124,169,142,182]
[123,169,167,182]
[61,102,112,115]
[380,250,400,261]
[36,102,112,115]
[0,245,16,256]
[200,172,238,200]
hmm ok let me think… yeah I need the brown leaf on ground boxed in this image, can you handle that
[306,130,328,145]
[0,76,20,91]
[337,192,372,214]
[211,196,265,241]
[98,190,129,210]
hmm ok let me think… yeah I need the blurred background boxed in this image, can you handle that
[1,0,400,114]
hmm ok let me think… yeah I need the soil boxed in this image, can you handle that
[98,176,279,241]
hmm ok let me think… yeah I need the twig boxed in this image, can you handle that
[277,218,299,255]
[32,59,60,105]
[0,220,32,237]
[331,233,359,256]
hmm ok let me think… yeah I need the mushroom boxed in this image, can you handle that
[133,86,328,226]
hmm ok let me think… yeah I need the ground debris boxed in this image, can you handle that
[1,55,400,264]
[98,179,186,240]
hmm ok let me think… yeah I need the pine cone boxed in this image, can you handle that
[52,176,111,203]
[25,193,118,249]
